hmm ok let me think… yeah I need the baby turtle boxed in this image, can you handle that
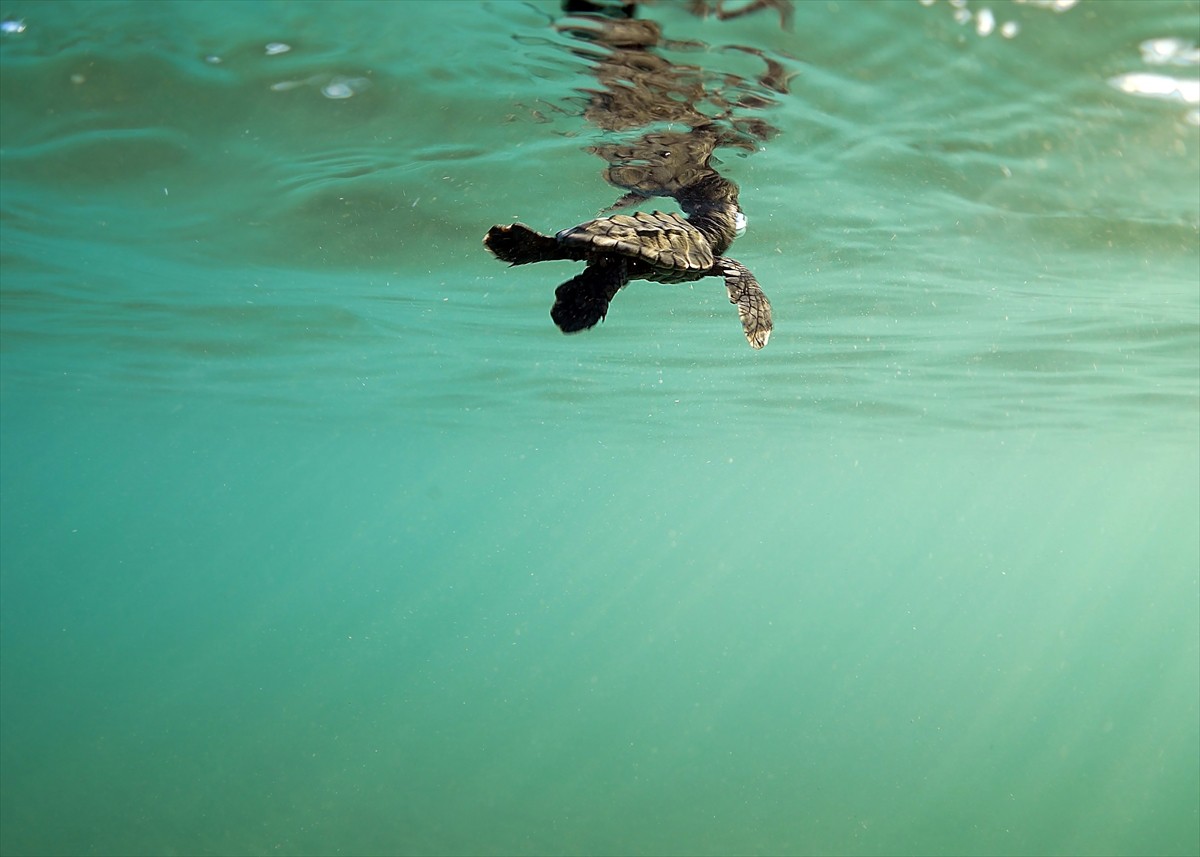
[483,178,772,349]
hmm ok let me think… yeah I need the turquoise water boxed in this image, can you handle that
[1,1,1198,855]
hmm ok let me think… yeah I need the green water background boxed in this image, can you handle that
[1,1,1198,855]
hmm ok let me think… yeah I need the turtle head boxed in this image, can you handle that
[677,174,744,255]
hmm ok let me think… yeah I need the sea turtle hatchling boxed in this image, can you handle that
[483,178,772,349]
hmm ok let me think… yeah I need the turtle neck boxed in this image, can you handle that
[680,199,741,256]
[676,174,742,257]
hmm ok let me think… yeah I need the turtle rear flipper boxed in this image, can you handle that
[721,258,772,349]
[484,223,569,265]
[551,258,629,334]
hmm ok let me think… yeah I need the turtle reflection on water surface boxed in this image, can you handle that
[483,177,772,349]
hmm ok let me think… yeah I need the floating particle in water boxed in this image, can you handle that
[1015,0,1078,10]
[1109,72,1200,105]
[321,76,370,99]
[1,18,26,34]
[322,81,354,99]
[975,7,995,36]
[1139,38,1200,67]
[265,42,291,56]
[268,73,369,99]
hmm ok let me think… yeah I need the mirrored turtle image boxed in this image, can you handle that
[483,175,772,349]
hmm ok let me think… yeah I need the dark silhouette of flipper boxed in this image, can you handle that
[485,223,583,265]
[551,257,629,333]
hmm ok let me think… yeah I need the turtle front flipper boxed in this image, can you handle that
[720,258,772,349]
[484,223,573,265]
[551,258,629,334]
